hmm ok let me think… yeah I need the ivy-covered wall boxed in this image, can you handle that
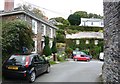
[66,38,104,59]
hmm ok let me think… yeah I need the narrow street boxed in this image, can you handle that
[35,59,103,82]
[2,60,103,83]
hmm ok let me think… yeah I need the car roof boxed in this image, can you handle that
[12,53,39,57]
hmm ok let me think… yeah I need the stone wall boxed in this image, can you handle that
[103,1,120,83]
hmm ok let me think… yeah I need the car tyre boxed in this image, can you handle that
[29,71,36,83]
[86,59,90,62]
[46,66,50,73]
[74,59,77,61]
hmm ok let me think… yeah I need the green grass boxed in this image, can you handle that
[50,61,57,65]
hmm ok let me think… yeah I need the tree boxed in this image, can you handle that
[19,4,45,18]
[50,17,70,25]
[74,11,88,18]
[32,7,45,18]
[43,36,52,56]
[51,37,57,54]
[2,20,34,60]
[51,37,57,61]
[67,14,81,25]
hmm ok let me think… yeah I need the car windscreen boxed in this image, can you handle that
[6,55,26,65]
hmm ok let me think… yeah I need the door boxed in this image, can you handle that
[33,55,43,75]
[38,55,47,73]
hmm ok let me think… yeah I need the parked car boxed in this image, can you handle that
[99,52,104,61]
[72,51,92,59]
[2,53,50,83]
[73,51,91,61]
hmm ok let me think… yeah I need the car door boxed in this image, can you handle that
[38,55,47,73]
[33,55,43,75]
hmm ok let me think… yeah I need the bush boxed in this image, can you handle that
[43,36,52,56]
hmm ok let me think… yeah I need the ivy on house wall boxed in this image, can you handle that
[66,38,104,59]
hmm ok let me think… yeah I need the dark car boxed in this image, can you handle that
[2,53,50,83]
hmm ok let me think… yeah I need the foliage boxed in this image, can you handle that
[43,36,52,56]
[56,43,66,48]
[56,29,65,43]
[56,25,103,33]
[67,14,81,25]
[57,52,67,62]
[32,7,45,18]
[51,37,57,54]
[50,17,70,25]
[2,20,34,60]
[66,39,104,59]
[21,4,45,18]
[74,11,103,19]
[65,47,73,55]
[56,33,65,43]
[74,11,88,18]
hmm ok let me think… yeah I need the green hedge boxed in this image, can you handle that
[56,25,103,32]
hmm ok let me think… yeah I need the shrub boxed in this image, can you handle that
[43,36,51,56]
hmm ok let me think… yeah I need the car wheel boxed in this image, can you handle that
[74,59,77,61]
[29,71,36,83]
[86,60,89,62]
[46,66,50,73]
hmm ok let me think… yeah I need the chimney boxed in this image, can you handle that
[4,0,14,12]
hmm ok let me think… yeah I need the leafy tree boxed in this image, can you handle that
[51,37,57,61]
[74,11,88,18]
[51,37,57,54]
[50,17,70,25]
[56,29,65,43]
[2,20,34,60]
[43,36,52,56]
[68,14,81,25]
[32,7,45,18]
[20,4,45,18]
[73,11,103,19]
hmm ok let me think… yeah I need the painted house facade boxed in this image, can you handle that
[80,18,104,27]
[0,0,58,54]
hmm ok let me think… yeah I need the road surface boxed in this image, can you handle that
[2,59,104,83]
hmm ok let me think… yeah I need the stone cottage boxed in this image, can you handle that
[0,0,58,54]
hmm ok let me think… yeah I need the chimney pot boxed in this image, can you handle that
[4,0,14,12]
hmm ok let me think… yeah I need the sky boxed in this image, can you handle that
[0,0,103,19]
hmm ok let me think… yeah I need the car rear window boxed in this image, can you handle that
[6,55,27,65]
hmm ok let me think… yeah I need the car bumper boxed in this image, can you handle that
[2,69,29,78]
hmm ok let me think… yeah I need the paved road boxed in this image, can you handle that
[2,59,103,83]
[35,60,103,82]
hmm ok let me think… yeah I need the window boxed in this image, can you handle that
[91,22,93,25]
[32,20,37,34]
[41,24,46,36]
[95,40,98,45]
[86,40,89,44]
[50,28,53,38]
[76,40,80,44]
[32,39,37,53]
[34,56,40,62]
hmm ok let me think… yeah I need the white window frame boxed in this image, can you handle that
[76,40,80,45]
[31,38,37,53]
[32,19,37,34]
[41,24,46,36]
[50,28,53,38]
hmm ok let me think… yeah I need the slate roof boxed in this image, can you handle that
[0,6,58,29]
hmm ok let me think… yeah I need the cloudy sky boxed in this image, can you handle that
[0,0,103,19]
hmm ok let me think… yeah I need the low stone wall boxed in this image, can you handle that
[103,1,120,83]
